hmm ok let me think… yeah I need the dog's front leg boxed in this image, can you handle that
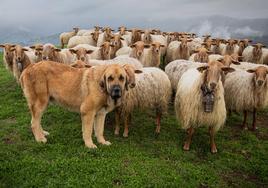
[94,109,111,146]
[81,110,97,149]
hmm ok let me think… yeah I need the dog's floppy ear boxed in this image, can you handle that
[99,75,107,93]
[123,64,142,90]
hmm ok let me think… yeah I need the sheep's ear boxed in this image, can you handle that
[29,46,35,49]
[262,45,266,48]
[247,69,256,73]
[120,37,124,40]
[144,44,151,48]
[130,44,136,48]
[231,58,240,65]
[187,39,193,42]
[160,44,165,48]
[22,48,28,51]
[252,44,257,47]
[197,66,208,73]
[86,50,93,54]
[134,70,142,74]
[10,47,15,52]
[69,49,77,54]
[0,44,5,48]
[85,64,92,68]
[222,67,235,73]
[54,48,61,52]
[70,63,79,68]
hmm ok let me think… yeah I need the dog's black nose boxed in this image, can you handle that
[111,85,122,99]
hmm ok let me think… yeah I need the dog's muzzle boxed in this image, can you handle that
[110,85,122,99]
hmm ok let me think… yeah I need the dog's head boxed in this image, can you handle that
[99,64,142,100]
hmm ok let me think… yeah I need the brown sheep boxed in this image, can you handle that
[0,43,16,73]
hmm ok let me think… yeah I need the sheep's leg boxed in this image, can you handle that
[242,110,248,130]
[123,114,129,138]
[155,112,162,135]
[114,109,120,136]
[209,127,217,153]
[252,108,257,131]
[183,127,194,151]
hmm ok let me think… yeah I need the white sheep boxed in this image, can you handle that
[224,66,268,130]
[59,27,79,48]
[175,61,234,153]
[67,31,99,48]
[166,38,192,63]
[115,67,172,137]
[140,42,165,67]
[242,43,268,64]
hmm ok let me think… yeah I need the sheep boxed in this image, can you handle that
[117,26,131,36]
[208,54,223,62]
[96,27,114,47]
[67,30,100,48]
[126,41,151,62]
[165,60,206,91]
[242,43,268,64]
[42,43,75,64]
[77,26,102,36]
[188,37,203,55]
[140,42,165,67]
[110,34,128,58]
[211,38,225,54]
[115,46,132,57]
[224,66,268,130]
[166,38,192,63]
[0,43,16,73]
[114,67,172,137]
[88,42,114,60]
[237,39,252,56]
[164,32,176,45]
[10,45,32,82]
[59,27,79,48]
[69,47,93,63]
[113,56,143,69]
[175,61,235,153]
[221,39,239,55]
[189,47,212,63]
[142,30,153,44]
[231,61,268,71]
[128,28,142,45]
[29,44,44,63]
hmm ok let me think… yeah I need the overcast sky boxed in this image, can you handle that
[0,0,268,35]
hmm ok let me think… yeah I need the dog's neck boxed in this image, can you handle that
[105,96,122,113]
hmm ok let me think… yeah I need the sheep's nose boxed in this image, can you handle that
[138,52,142,56]
[210,82,216,90]
[257,80,264,86]
[81,57,85,61]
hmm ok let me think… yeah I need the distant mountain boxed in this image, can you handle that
[0,15,267,46]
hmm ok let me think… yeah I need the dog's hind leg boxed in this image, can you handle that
[95,109,111,146]
[114,108,120,135]
[30,97,49,143]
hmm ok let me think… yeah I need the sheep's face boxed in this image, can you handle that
[226,39,237,48]
[69,48,93,62]
[197,61,235,91]
[110,35,123,48]
[180,38,192,49]
[247,66,268,87]
[118,26,126,35]
[131,29,142,44]
[11,45,28,63]
[91,31,100,42]
[100,64,142,100]
[103,27,114,41]
[143,30,152,43]
[30,45,43,60]
[100,42,113,60]
[73,27,79,33]
[42,45,58,60]
[195,48,211,63]
[253,43,265,56]
[219,55,240,67]
[131,41,150,58]
[0,44,16,61]
[167,33,175,44]
[94,26,102,32]
[151,42,165,54]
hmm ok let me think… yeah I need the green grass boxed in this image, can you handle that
[0,52,268,187]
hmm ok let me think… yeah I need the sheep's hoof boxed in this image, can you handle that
[211,148,218,154]
[123,133,129,138]
[155,132,160,139]
[183,144,190,151]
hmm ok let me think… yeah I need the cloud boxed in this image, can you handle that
[234,26,263,37]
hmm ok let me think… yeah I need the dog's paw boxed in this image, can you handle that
[114,130,119,136]
[36,136,47,143]
[102,141,112,146]
[123,132,128,138]
[43,130,50,136]
[85,142,97,149]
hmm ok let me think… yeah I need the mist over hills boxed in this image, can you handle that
[0,15,267,46]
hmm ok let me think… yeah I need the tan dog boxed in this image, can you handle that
[20,61,141,148]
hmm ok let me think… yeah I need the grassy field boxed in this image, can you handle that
[0,52,267,188]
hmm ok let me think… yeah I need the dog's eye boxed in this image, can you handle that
[108,76,114,81]
[119,75,124,81]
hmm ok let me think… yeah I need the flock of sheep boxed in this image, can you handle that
[1,25,268,153]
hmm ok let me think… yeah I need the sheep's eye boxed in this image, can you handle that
[108,76,114,81]
[119,75,124,81]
